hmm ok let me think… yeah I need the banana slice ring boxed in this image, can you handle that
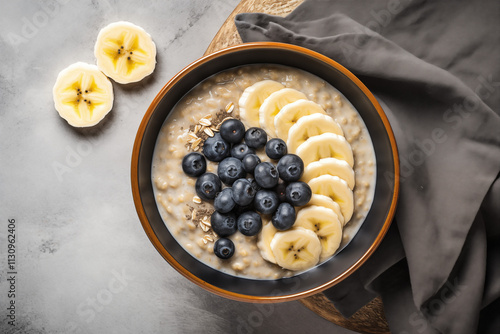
[94,21,156,84]
[304,194,345,226]
[287,113,344,153]
[308,175,354,223]
[53,62,113,127]
[302,157,355,190]
[270,227,321,271]
[296,132,354,167]
[259,88,307,136]
[294,206,343,261]
[274,100,326,141]
[257,221,279,264]
[239,80,284,128]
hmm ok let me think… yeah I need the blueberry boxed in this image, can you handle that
[247,177,262,193]
[285,181,312,206]
[195,173,222,201]
[234,203,255,216]
[220,119,245,143]
[272,202,296,231]
[231,143,255,160]
[203,133,230,162]
[232,178,257,206]
[244,127,267,149]
[237,211,262,236]
[214,188,236,213]
[277,154,304,182]
[211,211,237,237]
[214,238,235,259]
[242,154,261,174]
[274,182,288,202]
[265,138,287,160]
[254,190,279,215]
[181,152,207,177]
[254,162,279,189]
[217,157,246,185]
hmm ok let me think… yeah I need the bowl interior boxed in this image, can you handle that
[132,43,398,301]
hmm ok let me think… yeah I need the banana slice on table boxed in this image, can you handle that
[274,100,326,141]
[304,194,345,226]
[259,88,307,135]
[287,113,344,153]
[302,157,355,190]
[257,221,279,264]
[308,175,354,223]
[239,80,284,128]
[270,227,322,271]
[294,206,343,261]
[295,132,354,167]
[53,62,114,127]
[94,21,156,84]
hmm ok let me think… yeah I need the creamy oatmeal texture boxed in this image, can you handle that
[152,65,376,279]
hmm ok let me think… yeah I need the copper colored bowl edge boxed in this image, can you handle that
[131,42,399,303]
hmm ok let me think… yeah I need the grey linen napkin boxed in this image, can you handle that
[235,0,500,333]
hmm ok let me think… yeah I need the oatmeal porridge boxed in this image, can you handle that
[152,64,376,279]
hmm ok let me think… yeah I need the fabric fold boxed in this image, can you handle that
[235,1,500,332]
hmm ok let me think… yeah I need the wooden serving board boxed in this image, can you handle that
[204,1,390,333]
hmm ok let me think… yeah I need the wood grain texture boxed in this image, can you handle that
[204,1,390,333]
[204,0,303,56]
[300,294,390,334]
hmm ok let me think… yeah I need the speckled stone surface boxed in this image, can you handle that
[0,1,355,333]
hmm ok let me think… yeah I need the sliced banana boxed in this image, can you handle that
[259,88,307,135]
[308,175,354,223]
[257,221,278,264]
[287,113,344,153]
[294,206,343,261]
[53,62,114,127]
[270,227,321,271]
[295,133,354,167]
[274,100,326,141]
[302,158,355,190]
[239,80,284,128]
[94,21,156,84]
[304,194,345,226]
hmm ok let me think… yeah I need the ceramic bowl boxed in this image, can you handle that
[131,42,399,302]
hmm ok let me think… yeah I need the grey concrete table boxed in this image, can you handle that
[0,1,355,333]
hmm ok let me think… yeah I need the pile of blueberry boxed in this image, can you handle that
[181,119,312,260]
